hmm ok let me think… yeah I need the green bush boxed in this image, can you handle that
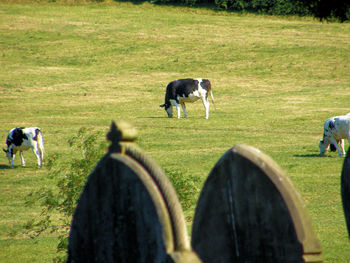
[165,169,201,210]
[24,128,201,261]
[25,128,107,262]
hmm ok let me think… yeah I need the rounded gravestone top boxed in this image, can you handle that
[192,144,322,263]
[67,153,170,262]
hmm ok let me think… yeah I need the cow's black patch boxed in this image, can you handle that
[199,79,211,91]
[6,127,27,147]
[163,79,199,106]
[329,121,335,130]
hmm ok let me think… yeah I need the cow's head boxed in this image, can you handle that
[319,140,329,156]
[3,148,12,165]
[160,104,173,118]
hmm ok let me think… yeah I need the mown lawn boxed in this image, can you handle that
[0,1,349,262]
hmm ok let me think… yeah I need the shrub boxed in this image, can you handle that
[24,127,201,261]
[25,127,107,262]
[165,169,201,210]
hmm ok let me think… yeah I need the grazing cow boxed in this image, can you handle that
[160,78,214,119]
[3,127,44,168]
[319,114,350,157]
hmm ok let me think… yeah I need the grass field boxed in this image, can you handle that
[0,1,350,262]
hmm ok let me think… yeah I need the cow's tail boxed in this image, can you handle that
[35,128,45,165]
[210,90,216,110]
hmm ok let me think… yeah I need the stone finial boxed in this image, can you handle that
[107,120,138,152]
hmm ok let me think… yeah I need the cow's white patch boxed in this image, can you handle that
[319,114,350,157]
[178,93,200,103]
[195,79,207,96]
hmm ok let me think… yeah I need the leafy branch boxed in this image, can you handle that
[24,127,107,262]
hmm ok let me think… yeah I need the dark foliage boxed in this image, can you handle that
[150,0,311,15]
[293,0,350,22]
[149,0,349,21]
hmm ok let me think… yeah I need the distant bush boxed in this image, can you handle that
[216,0,310,15]
[150,0,349,21]
[152,0,311,15]
[294,0,350,22]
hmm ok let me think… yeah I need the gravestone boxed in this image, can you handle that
[67,121,201,263]
[341,146,350,238]
[191,145,322,263]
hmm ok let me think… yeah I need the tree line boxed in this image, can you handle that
[149,0,349,22]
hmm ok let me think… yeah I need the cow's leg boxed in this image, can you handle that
[181,103,187,118]
[40,147,44,166]
[19,151,26,166]
[172,102,181,118]
[169,99,181,118]
[339,139,345,157]
[330,138,344,157]
[201,97,210,119]
[38,132,44,165]
[9,147,16,168]
[10,155,15,168]
[32,145,42,167]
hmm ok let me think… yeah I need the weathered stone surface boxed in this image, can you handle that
[341,146,350,239]
[67,154,170,263]
[191,145,322,263]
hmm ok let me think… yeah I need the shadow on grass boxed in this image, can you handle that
[0,164,10,169]
[116,0,219,10]
[0,164,40,169]
[138,116,169,119]
[294,154,338,158]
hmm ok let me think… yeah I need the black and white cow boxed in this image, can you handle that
[160,78,214,119]
[3,127,44,168]
[319,114,350,157]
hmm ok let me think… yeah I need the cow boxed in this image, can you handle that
[319,114,350,157]
[160,78,214,119]
[3,127,44,168]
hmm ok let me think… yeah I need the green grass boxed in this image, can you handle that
[0,1,350,262]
